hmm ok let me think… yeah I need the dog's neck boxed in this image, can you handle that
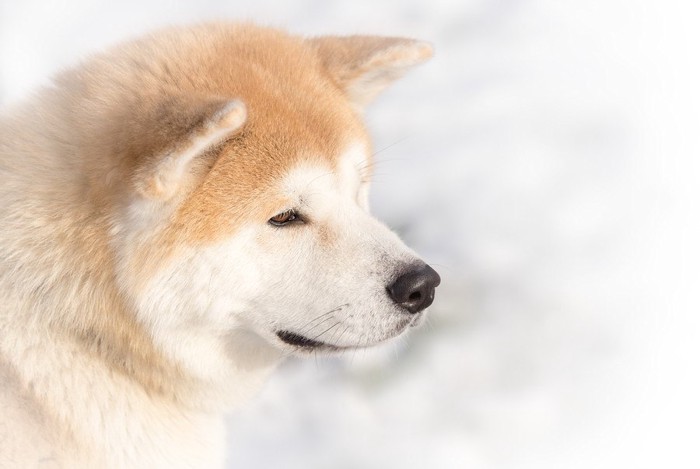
[0,192,282,465]
[2,242,283,407]
[1,270,282,466]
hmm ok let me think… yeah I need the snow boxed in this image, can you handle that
[2,1,699,468]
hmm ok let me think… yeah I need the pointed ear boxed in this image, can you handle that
[308,35,433,108]
[134,99,246,200]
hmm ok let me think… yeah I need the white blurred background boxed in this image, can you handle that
[2,1,699,468]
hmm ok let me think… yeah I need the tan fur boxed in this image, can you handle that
[0,22,432,467]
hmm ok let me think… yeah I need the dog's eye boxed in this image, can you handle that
[269,209,299,226]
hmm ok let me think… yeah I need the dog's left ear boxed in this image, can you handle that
[133,99,246,200]
[308,35,433,109]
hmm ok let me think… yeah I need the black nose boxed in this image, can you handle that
[387,264,441,314]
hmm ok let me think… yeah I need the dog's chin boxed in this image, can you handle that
[275,313,422,354]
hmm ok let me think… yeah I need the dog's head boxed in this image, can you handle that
[96,25,438,363]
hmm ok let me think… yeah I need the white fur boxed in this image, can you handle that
[1,336,227,468]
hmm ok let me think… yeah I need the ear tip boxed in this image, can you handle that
[214,99,247,130]
[376,39,433,68]
[415,41,435,59]
[402,40,435,64]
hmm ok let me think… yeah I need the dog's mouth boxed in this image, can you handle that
[275,330,352,352]
[276,314,419,352]
[276,330,328,349]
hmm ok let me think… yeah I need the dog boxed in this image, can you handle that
[0,23,439,468]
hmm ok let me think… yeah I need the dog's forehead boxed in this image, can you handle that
[281,142,370,198]
[168,138,370,245]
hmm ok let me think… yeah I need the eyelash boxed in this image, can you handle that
[268,209,303,227]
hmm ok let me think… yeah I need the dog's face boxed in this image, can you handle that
[105,26,438,361]
[192,144,439,354]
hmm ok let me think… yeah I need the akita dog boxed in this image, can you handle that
[0,23,439,468]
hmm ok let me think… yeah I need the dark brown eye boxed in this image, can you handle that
[269,209,299,226]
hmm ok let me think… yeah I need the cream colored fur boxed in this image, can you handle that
[0,23,432,468]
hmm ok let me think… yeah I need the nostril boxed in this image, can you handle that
[387,264,440,314]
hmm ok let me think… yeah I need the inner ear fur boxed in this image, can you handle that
[133,98,247,200]
[308,35,433,108]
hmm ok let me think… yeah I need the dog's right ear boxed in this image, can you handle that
[309,35,433,109]
[132,99,247,200]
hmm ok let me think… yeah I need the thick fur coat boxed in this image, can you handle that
[0,23,436,467]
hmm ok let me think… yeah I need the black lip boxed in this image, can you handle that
[276,331,327,348]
